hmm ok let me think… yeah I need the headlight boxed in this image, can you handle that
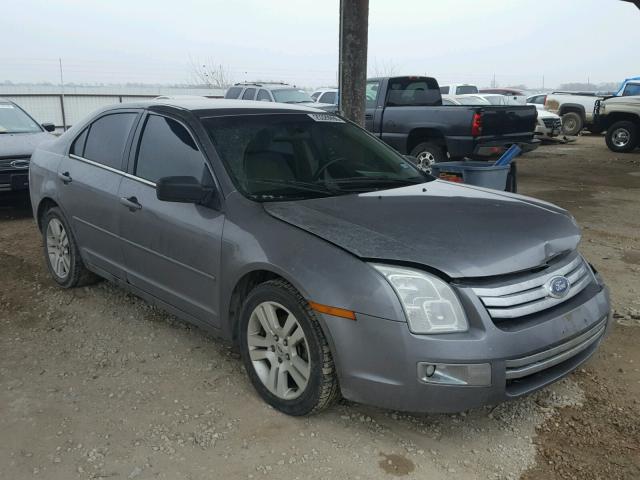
[373,264,468,334]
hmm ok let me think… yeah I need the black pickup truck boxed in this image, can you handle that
[364,76,538,170]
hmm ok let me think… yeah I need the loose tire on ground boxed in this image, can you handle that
[561,112,584,136]
[409,142,447,173]
[41,207,97,288]
[605,120,638,153]
[239,279,340,416]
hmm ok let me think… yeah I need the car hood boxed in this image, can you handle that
[263,180,581,278]
[0,131,54,158]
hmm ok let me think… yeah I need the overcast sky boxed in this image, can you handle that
[3,0,639,89]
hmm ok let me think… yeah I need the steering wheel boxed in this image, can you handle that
[313,157,348,180]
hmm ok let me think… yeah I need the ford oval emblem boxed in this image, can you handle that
[546,276,571,299]
[10,160,30,169]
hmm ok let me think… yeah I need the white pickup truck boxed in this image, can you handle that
[545,77,640,135]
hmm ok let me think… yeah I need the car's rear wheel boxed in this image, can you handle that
[410,142,447,173]
[42,207,96,288]
[239,279,340,416]
[561,112,584,136]
[605,121,638,153]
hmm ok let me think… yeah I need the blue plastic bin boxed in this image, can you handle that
[430,161,510,190]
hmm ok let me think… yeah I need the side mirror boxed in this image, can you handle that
[42,123,56,132]
[156,176,214,205]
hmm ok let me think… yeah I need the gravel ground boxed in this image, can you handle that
[0,135,638,479]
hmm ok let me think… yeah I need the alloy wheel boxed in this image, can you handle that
[416,151,436,173]
[246,301,311,400]
[46,218,71,279]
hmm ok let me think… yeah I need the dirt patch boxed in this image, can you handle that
[379,452,416,476]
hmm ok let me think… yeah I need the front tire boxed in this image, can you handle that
[409,142,447,173]
[42,207,96,288]
[239,279,340,416]
[561,112,584,136]
[605,120,638,153]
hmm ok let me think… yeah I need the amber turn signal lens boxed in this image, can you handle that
[308,301,356,320]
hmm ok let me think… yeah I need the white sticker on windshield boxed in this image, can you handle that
[307,113,344,123]
[0,104,15,109]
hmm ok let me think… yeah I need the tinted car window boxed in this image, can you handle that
[622,83,640,96]
[242,88,256,100]
[256,89,272,101]
[319,92,337,104]
[439,86,450,94]
[135,115,209,184]
[455,85,479,95]
[70,128,88,156]
[311,92,321,100]
[84,113,137,170]
[225,87,243,99]
[386,78,441,106]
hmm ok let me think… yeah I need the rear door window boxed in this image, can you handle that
[70,128,88,156]
[242,88,256,100]
[439,86,450,94]
[225,87,243,99]
[455,85,479,95]
[83,113,137,170]
[256,89,272,101]
[135,114,210,184]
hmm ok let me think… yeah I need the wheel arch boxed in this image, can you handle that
[602,112,640,129]
[559,103,586,120]
[36,197,60,232]
[406,128,446,154]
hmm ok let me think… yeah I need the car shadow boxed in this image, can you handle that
[0,192,33,220]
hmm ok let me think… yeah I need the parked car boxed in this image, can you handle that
[29,98,611,415]
[0,98,55,193]
[365,76,539,171]
[543,92,603,135]
[479,94,524,106]
[533,108,563,139]
[479,88,527,105]
[225,82,331,109]
[446,94,492,105]
[439,84,479,95]
[311,88,338,105]
[614,76,640,97]
[594,95,640,152]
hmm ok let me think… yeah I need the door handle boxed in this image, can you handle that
[119,196,142,212]
[365,114,373,119]
[58,171,72,184]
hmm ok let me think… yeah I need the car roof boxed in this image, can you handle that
[98,98,327,115]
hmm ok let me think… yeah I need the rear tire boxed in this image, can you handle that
[561,112,584,136]
[605,120,638,153]
[409,142,447,173]
[42,207,97,288]
[239,279,340,416]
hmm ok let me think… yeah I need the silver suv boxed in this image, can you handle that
[29,98,611,416]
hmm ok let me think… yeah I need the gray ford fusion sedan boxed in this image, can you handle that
[29,99,611,416]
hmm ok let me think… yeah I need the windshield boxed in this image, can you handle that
[204,113,429,202]
[0,103,42,134]
[272,89,314,103]
[622,83,640,96]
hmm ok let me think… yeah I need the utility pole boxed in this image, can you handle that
[338,0,369,126]
[59,58,67,131]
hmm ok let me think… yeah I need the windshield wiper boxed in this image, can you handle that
[247,179,336,196]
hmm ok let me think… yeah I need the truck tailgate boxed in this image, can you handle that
[480,105,537,136]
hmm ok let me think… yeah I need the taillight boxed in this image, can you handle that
[471,112,482,137]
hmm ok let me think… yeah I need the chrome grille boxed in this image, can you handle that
[542,118,562,129]
[505,317,606,380]
[0,157,30,170]
[471,255,593,319]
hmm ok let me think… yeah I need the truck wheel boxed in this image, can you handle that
[605,121,638,153]
[409,142,446,173]
[561,112,584,136]
[239,279,340,416]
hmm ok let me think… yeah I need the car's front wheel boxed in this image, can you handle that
[605,120,638,153]
[42,207,96,288]
[239,279,340,415]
